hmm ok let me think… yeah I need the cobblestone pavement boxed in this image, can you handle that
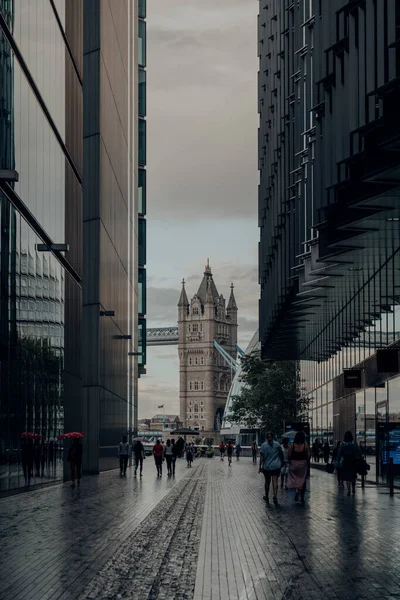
[1,458,400,600]
[194,459,400,600]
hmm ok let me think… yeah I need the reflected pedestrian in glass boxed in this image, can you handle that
[337,431,361,496]
[164,439,173,476]
[67,438,83,488]
[259,431,284,504]
[22,439,34,486]
[133,438,145,477]
[280,437,290,490]
[287,431,310,503]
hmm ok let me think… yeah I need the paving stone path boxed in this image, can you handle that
[80,464,207,600]
[1,458,400,600]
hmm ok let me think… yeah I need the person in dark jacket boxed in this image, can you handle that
[337,431,361,496]
[67,438,83,487]
[332,441,343,487]
[133,439,145,477]
[171,439,178,476]
[323,441,330,464]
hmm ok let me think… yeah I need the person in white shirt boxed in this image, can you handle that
[118,435,130,476]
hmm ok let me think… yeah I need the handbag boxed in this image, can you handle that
[326,462,335,474]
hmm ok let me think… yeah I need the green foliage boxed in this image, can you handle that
[204,437,214,447]
[230,351,309,437]
[206,447,214,458]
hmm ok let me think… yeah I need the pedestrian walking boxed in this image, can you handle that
[332,441,343,487]
[118,435,130,476]
[67,438,83,488]
[133,438,145,477]
[164,439,174,476]
[186,443,193,467]
[312,440,320,462]
[280,437,290,490]
[323,441,330,464]
[259,431,284,504]
[226,440,234,466]
[153,439,164,477]
[171,438,178,476]
[251,440,258,464]
[219,441,226,460]
[287,431,310,503]
[235,443,242,461]
[337,431,361,496]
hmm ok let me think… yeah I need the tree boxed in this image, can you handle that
[230,351,309,436]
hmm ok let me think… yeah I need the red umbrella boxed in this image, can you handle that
[59,432,84,440]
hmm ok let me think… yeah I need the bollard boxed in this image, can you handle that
[389,457,394,497]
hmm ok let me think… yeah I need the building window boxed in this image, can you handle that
[200,401,204,406]
[139,118,146,166]
[195,357,198,365]
[194,381,199,391]
[138,168,146,216]
[189,382,192,391]
[138,19,146,67]
[201,357,204,365]
[138,216,146,266]
[138,267,146,316]
[139,68,146,117]
[193,324,198,332]
[189,357,192,365]
[220,380,224,391]
[193,307,199,315]
[194,404,199,412]
[201,382,204,390]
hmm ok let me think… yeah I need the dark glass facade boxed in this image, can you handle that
[0,0,82,491]
[258,1,400,484]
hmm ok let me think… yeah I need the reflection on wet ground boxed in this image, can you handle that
[0,459,399,600]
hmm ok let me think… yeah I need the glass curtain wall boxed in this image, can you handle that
[0,1,82,492]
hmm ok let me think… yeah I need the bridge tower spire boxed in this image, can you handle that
[177,263,238,439]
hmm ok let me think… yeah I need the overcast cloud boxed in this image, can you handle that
[139,0,259,418]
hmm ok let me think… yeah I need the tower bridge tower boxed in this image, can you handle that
[178,261,238,438]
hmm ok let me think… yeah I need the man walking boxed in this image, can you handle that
[118,435,130,476]
[259,431,284,504]
[226,440,234,466]
[153,439,164,477]
[251,440,258,464]
[219,441,226,461]
[133,438,145,477]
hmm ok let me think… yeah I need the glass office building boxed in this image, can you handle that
[258,1,400,484]
[0,0,83,491]
[0,1,139,490]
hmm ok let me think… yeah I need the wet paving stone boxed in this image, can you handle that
[1,459,400,600]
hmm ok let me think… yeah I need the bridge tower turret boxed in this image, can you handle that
[178,261,238,439]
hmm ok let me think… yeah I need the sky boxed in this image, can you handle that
[138,0,259,418]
